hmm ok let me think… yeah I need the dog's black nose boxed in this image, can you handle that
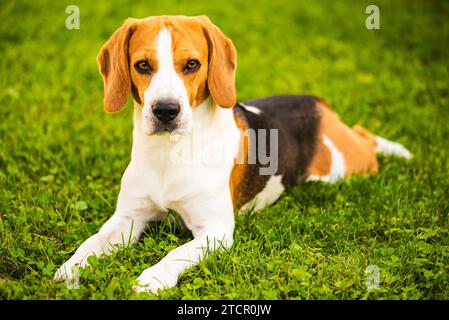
[152,101,180,123]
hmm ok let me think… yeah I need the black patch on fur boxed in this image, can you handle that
[233,95,321,204]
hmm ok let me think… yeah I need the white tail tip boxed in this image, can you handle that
[375,136,412,159]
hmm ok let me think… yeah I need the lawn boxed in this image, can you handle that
[0,0,448,299]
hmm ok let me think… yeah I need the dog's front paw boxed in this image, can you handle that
[54,260,81,282]
[133,265,178,294]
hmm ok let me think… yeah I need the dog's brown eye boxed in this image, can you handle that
[184,59,200,74]
[134,60,152,74]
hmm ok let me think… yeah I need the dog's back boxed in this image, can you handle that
[231,95,320,207]
[232,94,411,211]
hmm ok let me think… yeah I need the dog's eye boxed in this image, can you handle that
[134,60,152,74]
[184,59,201,74]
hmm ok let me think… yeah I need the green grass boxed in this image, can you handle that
[1,0,449,299]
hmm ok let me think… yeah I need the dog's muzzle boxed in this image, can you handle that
[143,99,191,135]
[152,100,180,124]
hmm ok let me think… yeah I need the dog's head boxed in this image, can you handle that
[97,15,237,134]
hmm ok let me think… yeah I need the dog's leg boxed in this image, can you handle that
[134,192,235,294]
[54,165,162,281]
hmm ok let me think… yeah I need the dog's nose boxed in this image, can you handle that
[152,101,181,123]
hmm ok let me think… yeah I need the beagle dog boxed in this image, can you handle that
[54,15,411,293]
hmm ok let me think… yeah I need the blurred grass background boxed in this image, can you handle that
[0,0,448,299]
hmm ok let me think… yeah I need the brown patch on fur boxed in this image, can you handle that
[309,102,378,178]
[229,110,249,210]
[168,17,210,108]
[127,19,162,105]
[308,132,333,177]
[352,124,377,148]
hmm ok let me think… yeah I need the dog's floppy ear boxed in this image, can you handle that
[97,18,137,112]
[198,16,237,108]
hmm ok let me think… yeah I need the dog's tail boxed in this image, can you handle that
[375,135,412,159]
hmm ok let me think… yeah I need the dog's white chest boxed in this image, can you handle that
[128,102,240,212]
